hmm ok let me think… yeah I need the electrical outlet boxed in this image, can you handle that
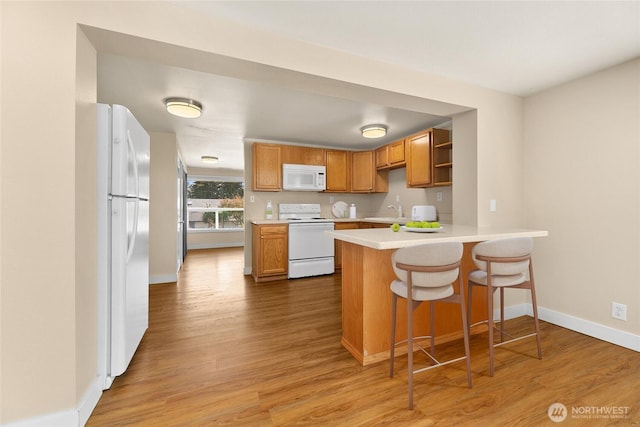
[489,199,497,212]
[396,195,400,202]
[329,196,335,203]
[611,302,627,321]
[249,195,255,203]
[437,192,443,202]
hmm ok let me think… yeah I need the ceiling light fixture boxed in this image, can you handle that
[360,124,387,139]
[164,97,203,118]
[201,156,219,164]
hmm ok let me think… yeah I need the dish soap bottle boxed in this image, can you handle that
[265,200,273,219]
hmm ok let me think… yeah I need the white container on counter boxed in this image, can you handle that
[266,200,273,219]
[349,204,357,219]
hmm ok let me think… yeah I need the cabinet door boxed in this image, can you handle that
[252,144,282,191]
[388,139,406,167]
[406,130,432,187]
[351,151,374,192]
[281,145,324,165]
[375,146,389,169]
[325,150,350,192]
[257,225,288,276]
[260,233,288,275]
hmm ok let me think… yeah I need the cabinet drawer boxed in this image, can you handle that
[259,224,288,235]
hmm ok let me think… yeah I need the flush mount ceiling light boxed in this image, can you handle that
[360,124,387,139]
[201,156,219,164]
[164,97,203,118]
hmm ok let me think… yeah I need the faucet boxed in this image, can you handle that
[387,204,403,218]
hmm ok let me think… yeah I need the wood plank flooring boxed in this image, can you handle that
[88,248,640,426]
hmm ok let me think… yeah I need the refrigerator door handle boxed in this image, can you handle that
[126,198,139,263]
[127,129,140,198]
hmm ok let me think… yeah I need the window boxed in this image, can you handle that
[187,176,244,231]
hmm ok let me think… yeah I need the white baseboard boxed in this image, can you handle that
[187,241,244,250]
[2,376,102,427]
[149,273,178,284]
[537,305,640,352]
[77,376,103,426]
[500,303,640,352]
[2,409,77,427]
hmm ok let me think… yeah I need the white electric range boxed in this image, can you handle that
[279,204,335,278]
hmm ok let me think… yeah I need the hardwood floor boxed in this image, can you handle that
[88,248,640,426]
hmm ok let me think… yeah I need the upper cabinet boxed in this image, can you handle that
[281,145,324,166]
[406,128,450,188]
[252,143,282,191]
[325,149,351,192]
[351,151,388,193]
[375,139,405,170]
[432,137,453,186]
[252,143,324,191]
[252,128,450,192]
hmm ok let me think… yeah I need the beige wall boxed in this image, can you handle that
[75,26,99,418]
[2,3,80,422]
[2,1,636,425]
[149,132,178,284]
[524,59,640,334]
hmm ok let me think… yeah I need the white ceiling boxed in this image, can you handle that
[96,1,640,172]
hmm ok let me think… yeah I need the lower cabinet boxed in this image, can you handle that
[334,222,359,271]
[252,223,288,282]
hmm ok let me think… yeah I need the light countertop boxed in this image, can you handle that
[250,218,404,225]
[326,224,549,250]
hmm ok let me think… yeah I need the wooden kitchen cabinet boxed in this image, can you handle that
[433,139,453,186]
[325,149,350,192]
[334,222,359,271]
[351,151,388,193]
[251,223,288,282]
[375,139,405,170]
[405,128,450,188]
[281,145,324,165]
[252,143,282,191]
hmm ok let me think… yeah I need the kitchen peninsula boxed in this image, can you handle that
[326,224,548,366]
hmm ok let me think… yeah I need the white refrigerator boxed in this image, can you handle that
[97,104,150,389]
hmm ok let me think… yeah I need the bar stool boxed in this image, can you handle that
[467,237,542,377]
[389,242,472,410]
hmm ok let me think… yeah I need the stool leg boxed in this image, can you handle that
[529,263,542,359]
[458,289,473,388]
[500,287,505,343]
[467,282,473,330]
[488,284,495,377]
[429,301,435,356]
[389,293,397,377]
[407,292,414,410]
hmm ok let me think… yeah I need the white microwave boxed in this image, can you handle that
[282,163,326,191]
